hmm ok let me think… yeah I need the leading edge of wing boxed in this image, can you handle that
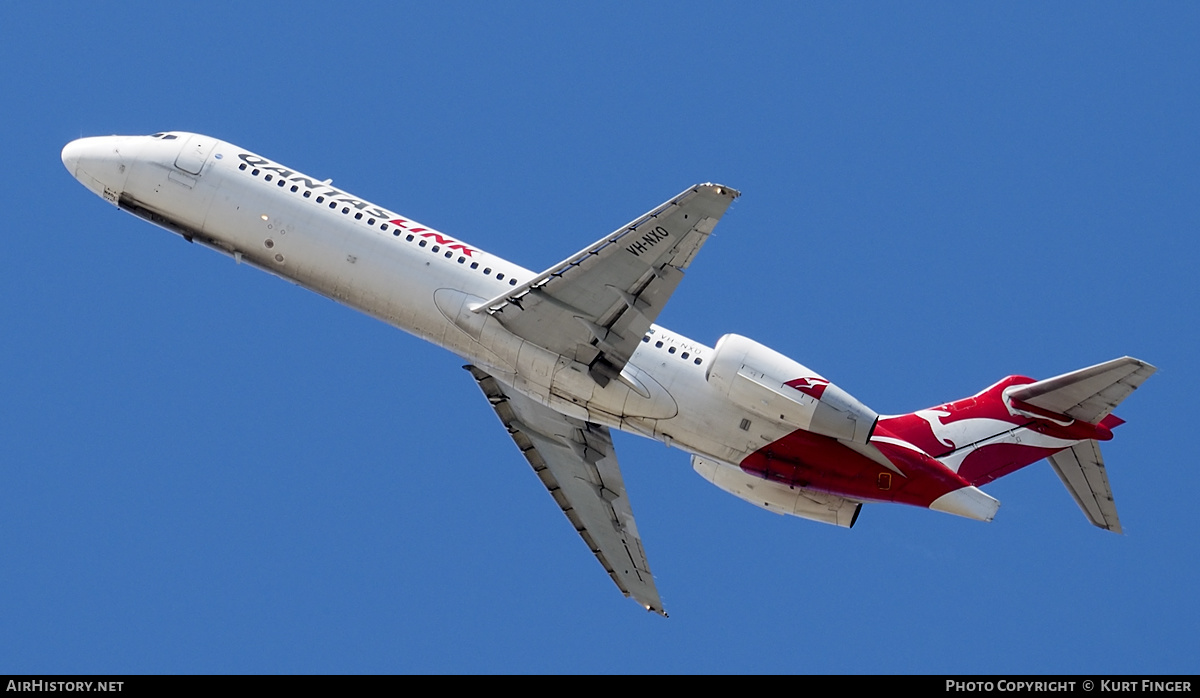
[464,365,666,615]
[471,183,739,317]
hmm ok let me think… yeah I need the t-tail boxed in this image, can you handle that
[874,357,1156,533]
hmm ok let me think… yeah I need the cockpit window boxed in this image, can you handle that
[150,133,165,138]
[161,134,177,140]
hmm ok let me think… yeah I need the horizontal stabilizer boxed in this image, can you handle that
[1048,440,1122,533]
[1007,357,1156,424]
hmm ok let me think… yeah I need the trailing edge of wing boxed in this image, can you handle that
[465,365,666,615]
[470,184,738,386]
[1048,440,1122,533]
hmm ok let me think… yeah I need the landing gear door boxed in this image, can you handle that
[174,134,214,175]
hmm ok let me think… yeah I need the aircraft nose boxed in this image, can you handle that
[60,139,83,175]
[61,136,113,177]
[62,136,136,202]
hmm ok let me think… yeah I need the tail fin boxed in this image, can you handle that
[1012,357,1155,533]
[876,357,1155,532]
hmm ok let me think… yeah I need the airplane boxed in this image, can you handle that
[62,131,1155,615]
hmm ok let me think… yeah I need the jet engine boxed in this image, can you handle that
[692,455,861,527]
[705,334,877,444]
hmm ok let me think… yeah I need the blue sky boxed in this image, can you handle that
[2,2,1197,673]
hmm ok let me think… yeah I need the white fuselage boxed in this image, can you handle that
[63,133,793,469]
[63,131,1153,610]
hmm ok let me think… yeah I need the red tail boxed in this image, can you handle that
[874,376,1115,485]
[875,357,1154,532]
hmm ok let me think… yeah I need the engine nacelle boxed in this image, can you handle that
[692,456,861,527]
[706,333,878,444]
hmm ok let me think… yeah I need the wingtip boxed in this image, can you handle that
[698,182,740,199]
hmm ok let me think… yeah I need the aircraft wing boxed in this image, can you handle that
[465,365,665,615]
[473,183,739,386]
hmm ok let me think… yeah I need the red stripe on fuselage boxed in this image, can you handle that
[739,427,970,507]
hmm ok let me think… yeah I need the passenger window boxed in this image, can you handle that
[457,257,465,264]
[496,273,504,281]
[265,175,272,181]
[329,202,336,209]
[354,212,362,220]
[483,268,491,275]
[316,196,325,203]
[290,185,298,192]
[642,336,650,343]
[655,341,663,348]
[681,352,689,359]
[445,251,453,258]
[277,179,285,187]
[694,358,702,365]
[432,245,440,253]
[419,240,427,247]
[341,207,350,214]
[668,347,676,354]
[406,234,414,242]
[368,218,375,225]
[239,163,247,171]
[252,169,260,176]
[470,262,479,269]
[393,230,401,236]
[509,278,517,286]
[303,191,311,198]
